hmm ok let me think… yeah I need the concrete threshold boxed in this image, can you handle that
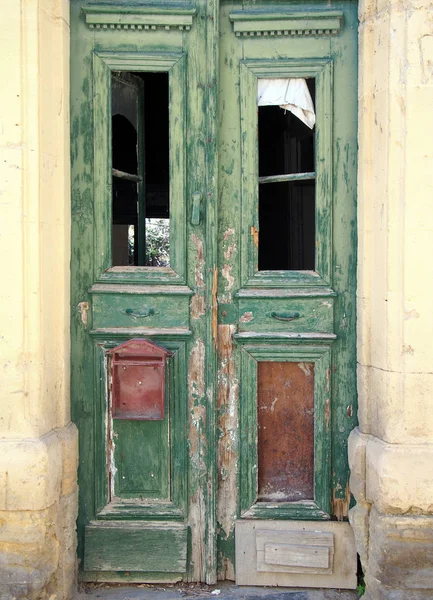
[76,582,358,600]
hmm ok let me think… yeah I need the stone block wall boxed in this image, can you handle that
[0,1,77,598]
[352,0,433,597]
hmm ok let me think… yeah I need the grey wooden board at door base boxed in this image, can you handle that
[236,521,357,589]
[76,582,358,600]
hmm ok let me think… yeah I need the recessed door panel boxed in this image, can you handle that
[257,362,315,503]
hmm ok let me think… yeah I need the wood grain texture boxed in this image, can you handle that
[264,543,329,569]
[256,529,334,574]
[236,520,356,588]
[84,521,187,572]
[257,362,315,502]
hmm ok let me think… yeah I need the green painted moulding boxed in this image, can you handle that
[84,521,187,572]
[83,4,196,31]
[229,10,344,37]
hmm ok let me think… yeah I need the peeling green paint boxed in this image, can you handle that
[71,0,357,583]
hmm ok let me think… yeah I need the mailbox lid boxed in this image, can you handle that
[109,338,170,361]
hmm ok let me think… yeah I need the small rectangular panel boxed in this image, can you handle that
[92,293,190,329]
[114,419,168,499]
[236,520,357,589]
[238,297,334,333]
[84,521,187,573]
[257,362,314,502]
[256,529,333,574]
[264,543,329,570]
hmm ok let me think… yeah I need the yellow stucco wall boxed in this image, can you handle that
[1,0,433,598]
[350,0,433,597]
[0,1,78,598]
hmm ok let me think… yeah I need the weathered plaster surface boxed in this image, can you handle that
[0,0,76,598]
[353,0,433,597]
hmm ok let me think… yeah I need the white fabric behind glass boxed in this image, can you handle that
[257,78,316,129]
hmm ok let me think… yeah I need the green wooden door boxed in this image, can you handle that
[71,0,357,587]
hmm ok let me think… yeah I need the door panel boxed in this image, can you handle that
[71,0,218,584]
[71,0,357,587]
[217,0,358,586]
[257,361,315,503]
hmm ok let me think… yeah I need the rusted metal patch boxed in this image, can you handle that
[251,225,259,248]
[257,362,315,502]
[217,324,238,546]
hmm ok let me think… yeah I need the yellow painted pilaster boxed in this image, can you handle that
[0,1,77,598]
[352,0,433,597]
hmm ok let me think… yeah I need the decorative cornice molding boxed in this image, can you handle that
[83,5,196,32]
[229,10,344,38]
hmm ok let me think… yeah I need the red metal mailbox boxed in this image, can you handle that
[109,339,169,420]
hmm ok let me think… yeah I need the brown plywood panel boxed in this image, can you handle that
[257,362,314,502]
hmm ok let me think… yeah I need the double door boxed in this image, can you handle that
[71,0,358,588]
